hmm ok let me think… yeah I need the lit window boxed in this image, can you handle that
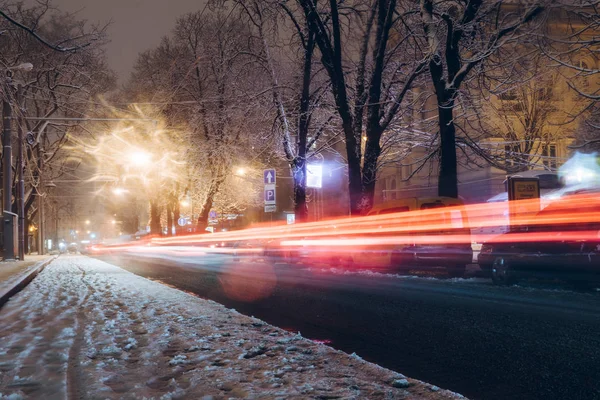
[543,144,557,170]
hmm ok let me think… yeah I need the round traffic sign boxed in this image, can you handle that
[177,217,187,227]
[26,132,35,145]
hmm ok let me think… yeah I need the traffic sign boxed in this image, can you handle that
[26,132,35,145]
[264,169,276,185]
[177,217,187,227]
[264,205,277,213]
[209,210,217,219]
[507,177,540,233]
[264,184,276,205]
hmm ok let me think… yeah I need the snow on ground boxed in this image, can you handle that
[310,267,489,284]
[0,255,466,399]
[0,257,51,297]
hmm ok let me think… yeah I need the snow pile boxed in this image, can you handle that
[310,266,488,284]
[0,256,466,399]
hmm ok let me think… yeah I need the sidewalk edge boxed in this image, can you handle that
[0,256,59,309]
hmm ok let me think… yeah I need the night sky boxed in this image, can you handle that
[51,0,207,83]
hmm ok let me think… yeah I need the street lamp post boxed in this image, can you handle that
[37,147,43,255]
[16,86,25,260]
[2,75,15,259]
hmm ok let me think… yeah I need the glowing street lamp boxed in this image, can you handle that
[112,187,127,195]
[130,150,151,166]
[85,220,90,225]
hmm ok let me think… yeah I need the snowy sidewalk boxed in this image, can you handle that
[0,256,466,399]
[0,255,55,308]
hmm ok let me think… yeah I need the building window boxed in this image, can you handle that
[390,178,397,200]
[403,164,412,180]
[543,144,557,170]
[498,89,517,101]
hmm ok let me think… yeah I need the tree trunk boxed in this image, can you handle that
[343,119,364,216]
[196,174,225,233]
[166,202,173,236]
[196,196,214,233]
[149,200,162,235]
[361,126,383,213]
[293,29,313,224]
[438,102,458,198]
[292,160,308,223]
[173,201,181,235]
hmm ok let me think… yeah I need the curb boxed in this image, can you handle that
[0,255,59,310]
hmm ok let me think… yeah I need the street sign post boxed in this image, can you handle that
[507,177,540,232]
[263,169,276,185]
[264,184,276,205]
[263,169,277,220]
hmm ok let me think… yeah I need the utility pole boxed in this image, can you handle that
[37,146,44,255]
[16,85,25,260]
[2,74,15,260]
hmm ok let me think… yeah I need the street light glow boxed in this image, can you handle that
[85,220,90,225]
[112,187,127,195]
[180,199,190,207]
[236,167,246,176]
[130,151,151,166]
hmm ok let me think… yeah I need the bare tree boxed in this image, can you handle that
[541,1,599,100]
[233,0,336,222]
[572,103,600,151]
[0,0,106,52]
[418,0,544,198]
[471,51,588,173]
[292,0,427,215]
[539,1,600,151]
[1,1,115,249]
[127,7,267,232]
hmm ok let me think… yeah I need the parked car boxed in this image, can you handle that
[478,192,600,285]
[323,197,473,277]
[67,242,79,254]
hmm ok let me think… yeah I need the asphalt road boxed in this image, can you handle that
[96,251,600,400]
